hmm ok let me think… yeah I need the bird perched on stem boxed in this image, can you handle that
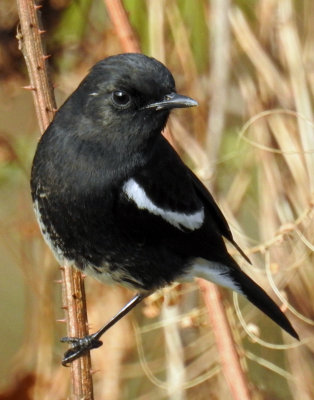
[31,53,298,365]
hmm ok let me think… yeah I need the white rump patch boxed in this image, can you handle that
[123,178,204,231]
[185,258,243,294]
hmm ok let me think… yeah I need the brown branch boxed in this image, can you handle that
[104,1,251,398]
[61,267,94,399]
[104,0,141,53]
[16,0,56,131]
[198,280,251,400]
[16,0,93,398]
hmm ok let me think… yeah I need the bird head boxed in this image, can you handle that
[71,53,198,141]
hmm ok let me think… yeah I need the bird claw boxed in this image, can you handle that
[61,334,103,366]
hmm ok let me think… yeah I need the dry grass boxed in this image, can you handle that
[0,0,313,399]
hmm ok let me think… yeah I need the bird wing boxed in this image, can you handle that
[119,136,248,262]
[118,138,209,238]
[188,168,251,264]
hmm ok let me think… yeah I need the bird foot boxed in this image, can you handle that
[60,334,103,366]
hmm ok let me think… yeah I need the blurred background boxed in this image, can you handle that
[0,0,313,399]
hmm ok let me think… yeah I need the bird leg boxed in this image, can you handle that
[61,292,146,366]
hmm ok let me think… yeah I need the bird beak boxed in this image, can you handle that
[143,92,198,111]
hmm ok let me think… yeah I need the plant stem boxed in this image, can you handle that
[198,279,251,400]
[16,1,93,398]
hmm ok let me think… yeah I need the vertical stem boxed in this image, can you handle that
[162,299,186,400]
[16,0,56,131]
[104,0,141,53]
[61,267,94,399]
[205,2,251,397]
[198,279,251,400]
[206,0,231,177]
[16,0,93,398]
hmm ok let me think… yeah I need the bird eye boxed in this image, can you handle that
[111,90,131,109]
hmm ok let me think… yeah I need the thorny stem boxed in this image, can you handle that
[16,1,94,398]
[16,0,56,131]
[61,267,93,399]
[104,1,251,399]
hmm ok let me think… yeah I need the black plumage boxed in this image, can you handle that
[31,53,298,364]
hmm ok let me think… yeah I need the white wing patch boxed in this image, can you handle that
[185,258,243,294]
[123,178,204,231]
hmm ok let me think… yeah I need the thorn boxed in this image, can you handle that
[38,29,46,35]
[54,279,62,284]
[43,54,51,60]
[61,305,68,310]
[22,85,36,91]
[34,4,43,10]
[56,319,67,323]
[59,266,65,271]
[81,273,87,279]
[52,107,58,113]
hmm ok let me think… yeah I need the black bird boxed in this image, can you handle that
[31,53,298,365]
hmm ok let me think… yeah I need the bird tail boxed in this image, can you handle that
[229,267,299,340]
[192,258,299,340]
